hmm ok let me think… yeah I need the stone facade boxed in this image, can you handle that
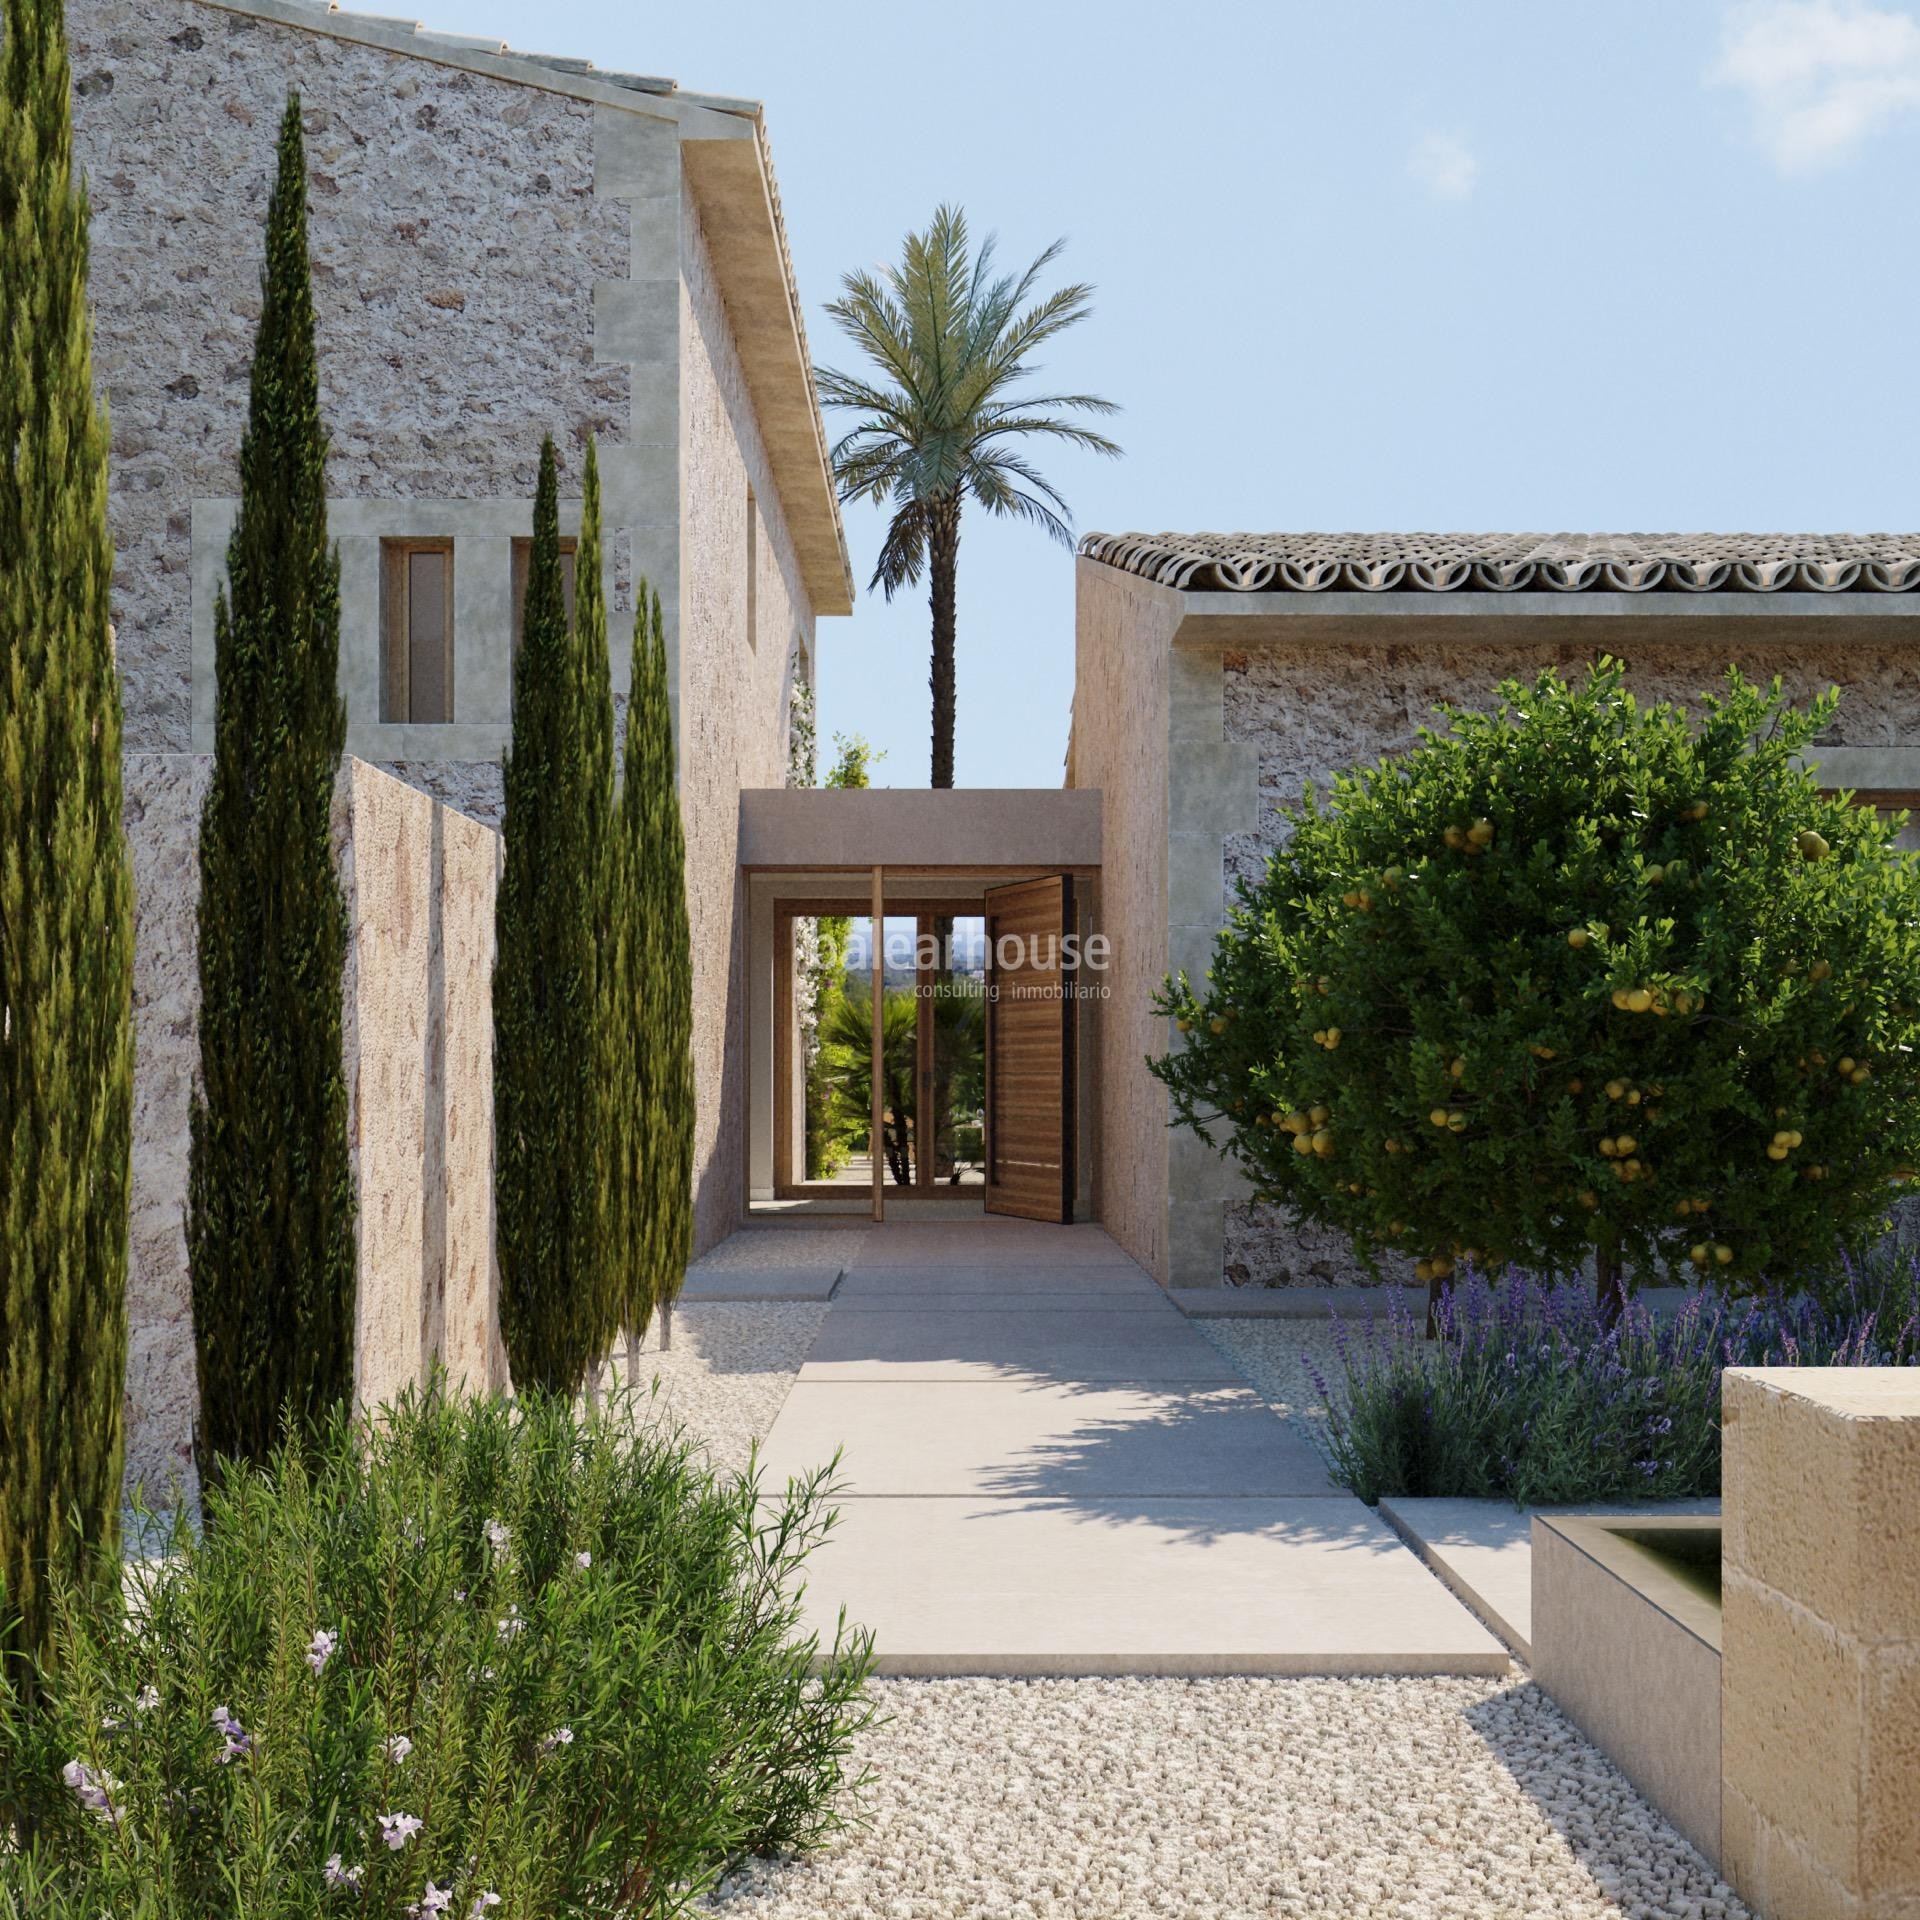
[1071,552,1920,1287]
[677,189,810,1252]
[72,0,629,765]
[85,0,847,1429]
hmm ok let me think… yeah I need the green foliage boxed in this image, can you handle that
[815,206,1120,786]
[803,736,881,1180]
[495,441,615,1394]
[187,95,355,1471]
[0,1388,874,1917]
[0,0,134,1686]
[1152,663,1920,1299]
[619,576,694,1333]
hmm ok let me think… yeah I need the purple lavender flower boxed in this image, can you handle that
[378,1811,424,1851]
[62,1759,123,1825]
[212,1706,252,1764]
[306,1628,338,1675]
[324,1854,363,1890]
[407,1883,453,1917]
[539,1725,574,1754]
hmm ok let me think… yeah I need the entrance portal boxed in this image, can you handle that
[758,872,1087,1223]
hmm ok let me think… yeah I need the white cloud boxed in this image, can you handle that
[1712,1,1920,171]
[1407,131,1480,201]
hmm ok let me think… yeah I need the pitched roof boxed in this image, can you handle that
[1078,532,1920,595]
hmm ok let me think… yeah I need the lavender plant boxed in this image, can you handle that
[0,1388,874,1918]
[1311,1254,1920,1508]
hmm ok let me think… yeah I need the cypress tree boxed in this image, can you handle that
[186,95,355,1469]
[622,579,694,1357]
[0,0,135,1683]
[496,438,615,1394]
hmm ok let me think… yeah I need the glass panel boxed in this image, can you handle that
[929,915,987,1187]
[407,548,451,723]
[795,912,873,1187]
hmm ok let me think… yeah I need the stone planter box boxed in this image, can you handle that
[1531,1514,1724,1868]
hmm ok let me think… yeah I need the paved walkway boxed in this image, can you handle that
[751,1219,1505,1676]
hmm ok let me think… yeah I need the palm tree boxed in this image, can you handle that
[815,205,1120,788]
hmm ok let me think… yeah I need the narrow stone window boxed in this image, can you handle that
[510,537,577,657]
[381,540,454,724]
[745,484,758,653]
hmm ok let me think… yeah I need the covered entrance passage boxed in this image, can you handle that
[741,790,1102,1227]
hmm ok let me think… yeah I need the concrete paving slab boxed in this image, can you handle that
[792,1496,1509,1676]
[1379,1495,1724,1660]
[761,1380,1339,1498]
[835,1264,1161,1300]
[799,1307,1241,1382]
[844,1224,1141,1269]
[678,1268,841,1303]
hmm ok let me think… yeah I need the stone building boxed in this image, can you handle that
[1068,532,1920,1288]
[71,0,851,1488]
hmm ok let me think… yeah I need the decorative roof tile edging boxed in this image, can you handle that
[1078,532,1920,596]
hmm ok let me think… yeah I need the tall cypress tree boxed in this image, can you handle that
[623,580,694,1355]
[186,95,355,1469]
[496,438,615,1395]
[0,0,135,1686]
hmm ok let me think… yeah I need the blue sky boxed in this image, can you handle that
[451,0,1920,787]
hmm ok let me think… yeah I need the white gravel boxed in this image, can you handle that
[708,1675,1747,1920]
[610,1302,826,1476]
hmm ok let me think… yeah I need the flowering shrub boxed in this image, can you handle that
[1310,1252,1920,1507]
[0,1387,873,1918]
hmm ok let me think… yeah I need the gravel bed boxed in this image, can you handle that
[609,1302,826,1476]
[707,1673,1744,1920]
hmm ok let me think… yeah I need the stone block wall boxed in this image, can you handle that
[1721,1367,1920,1919]
[339,761,506,1413]
[123,755,504,1500]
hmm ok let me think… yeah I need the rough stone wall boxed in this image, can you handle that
[677,186,810,1256]
[1222,638,1920,892]
[122,758,503,1498]
[1217,635,1920,1285]
[1068,561,1173,1281]
[70,0,629,758]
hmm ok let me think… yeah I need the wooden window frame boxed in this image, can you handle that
[510,536,578,660]
[380,539,455,725]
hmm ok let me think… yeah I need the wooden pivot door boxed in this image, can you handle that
[983,876,1076,1223]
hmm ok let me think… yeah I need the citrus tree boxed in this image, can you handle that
[1151,662,1920,1318]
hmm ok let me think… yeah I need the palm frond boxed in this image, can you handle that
[816,203,1122,584]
